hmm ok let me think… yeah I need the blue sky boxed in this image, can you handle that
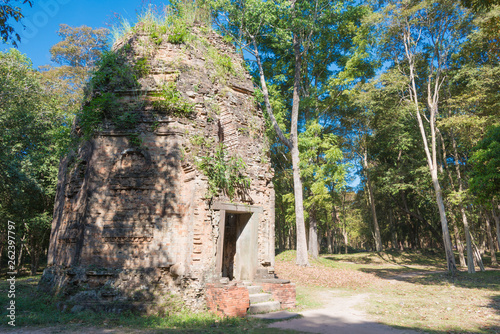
[1,0,166,68]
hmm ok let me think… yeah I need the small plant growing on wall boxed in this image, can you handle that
[115,111,140,129]
[89,51,139,93]
[79,92,120,139]
[167,20,189,44]
[152,82,194,116]
[196,144,250,200]
[77,50,146,143]
[128,133,143,147]
[133,57,151,78]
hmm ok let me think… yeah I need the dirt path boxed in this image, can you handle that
[268,290,422,334]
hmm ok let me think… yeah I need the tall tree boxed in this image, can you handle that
[210,0,365,265]
[299,121,346,258]
[0,49,71,274]
[376,0,475,272]
[40,24,109,105]
[50,24,109,68]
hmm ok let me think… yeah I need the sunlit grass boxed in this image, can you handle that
[295,285,325,311]
[364,271,500,333]
[110,2,211,46]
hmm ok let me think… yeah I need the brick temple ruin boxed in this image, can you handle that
[40,23,295,316]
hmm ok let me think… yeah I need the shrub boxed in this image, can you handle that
[152,82,194,115]
[89,51,138,92]
[167,21,189,44]
[196,144,250,199]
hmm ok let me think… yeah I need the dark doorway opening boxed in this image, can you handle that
[221,212,252,280]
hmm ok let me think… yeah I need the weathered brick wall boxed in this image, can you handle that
[261,282,296,309]
[42,25,276,313]
[205,284,250,317]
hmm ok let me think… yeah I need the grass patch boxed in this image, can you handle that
[322,250,445,267]
[364,271,500,333]
[275,249,297,262]
[294,285,337,311]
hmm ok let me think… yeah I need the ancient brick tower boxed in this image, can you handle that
[40,23,278,312]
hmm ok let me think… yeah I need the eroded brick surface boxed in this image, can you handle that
[205,284,250,317]
[261,283,296,310]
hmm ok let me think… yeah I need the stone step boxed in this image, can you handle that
[246,285,262,294]
[249,292,271,304]
[242,280,253,287]
[247,301,281,314]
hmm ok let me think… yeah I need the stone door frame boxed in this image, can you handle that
[213,202,262,280]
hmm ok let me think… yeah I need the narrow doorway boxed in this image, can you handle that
[222,213,237,279]
[221,212,252,280]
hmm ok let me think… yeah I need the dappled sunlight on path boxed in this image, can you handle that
[273,252,500,333]
[269,291,420,334]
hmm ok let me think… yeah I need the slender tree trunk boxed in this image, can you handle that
[430,169,457,272]
[334,231,339,254]
[363,149,382,252]
[17,245,23,269]
[343,227,349,254]
[459,205,475,273]
[290,32,308,266]
[340,198,348,254]
[308,208,319,259]
[470,233,485,271]
[473,243,486,272]
[403,23,456,272]
[492,206,500,251]
[485,214,498,266]
[451,215,467,267]
[480,234,486,256]
[278,218,284,252]
[327,229,333,254]
[30,248,40,276]
[389,207,397,250]
[251,35,308,266]
[281,223,286,251]
[448,130,475,273]
[17,234,26,268]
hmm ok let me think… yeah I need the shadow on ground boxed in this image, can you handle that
[488,294,500,316]
[358,266,500,290]
[321,250,444,267]
[268,311,500,334]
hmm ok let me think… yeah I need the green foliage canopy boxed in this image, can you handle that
[0,0,32,47]
[469,126,500,204]
[0,49,72,272]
